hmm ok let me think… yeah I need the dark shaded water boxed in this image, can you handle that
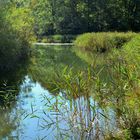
[0,45,139,140]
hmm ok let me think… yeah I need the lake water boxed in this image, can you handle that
[0,45,139,140]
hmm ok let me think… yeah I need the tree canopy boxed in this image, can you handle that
[1,0,140,37]
[28,0,140,36]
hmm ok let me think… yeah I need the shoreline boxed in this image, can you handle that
[33,43,73,46]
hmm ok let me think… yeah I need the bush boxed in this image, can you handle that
[74,32,136,53]
[0,5,31,70]
[0,23,29,69]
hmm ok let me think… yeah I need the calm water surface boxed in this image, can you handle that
[0,45,139,140]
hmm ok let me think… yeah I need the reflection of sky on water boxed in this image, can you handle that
[0,45,139,139]
[0,75,116,140]
[15,76,51,140]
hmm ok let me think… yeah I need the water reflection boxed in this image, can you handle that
[0,62,28,139]
[0,45,139,139]
[28,45,87,93]
[41,92,118,140]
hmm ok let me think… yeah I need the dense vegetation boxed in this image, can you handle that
[27,45,140,139]
[74,32,137,52]
[2,0,139,69]
[0,1,34,70]
[2,0,139,37]
[31,0,140,35]
[0,0,140,139]
[1,0,140,44]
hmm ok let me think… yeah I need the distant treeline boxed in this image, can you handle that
[15,0,140,36]
[3,0,140,36]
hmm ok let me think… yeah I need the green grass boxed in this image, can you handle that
[122,35,140,66]
[74,32,137,52]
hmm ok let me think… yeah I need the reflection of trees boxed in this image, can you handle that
[0,109,20,139]
[74,47,106,67]
[29,46,140,139]
[28,46,87,94]
[0,64,28,107]
[0,61,28,139]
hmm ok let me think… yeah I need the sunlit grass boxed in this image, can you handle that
[74,32,137,52]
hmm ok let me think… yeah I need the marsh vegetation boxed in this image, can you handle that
[0,0,140,140]
[0,43,139,139]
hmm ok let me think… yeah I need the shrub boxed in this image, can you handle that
[0,4,32,70]
[74,32,136,53]
[0,23,29,69]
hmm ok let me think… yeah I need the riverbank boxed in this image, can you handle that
[0,43,140,139]
[74,32,138,53]
[39,35,76,43]
[33,42,73,46]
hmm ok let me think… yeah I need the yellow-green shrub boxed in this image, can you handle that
[74,32,136,53]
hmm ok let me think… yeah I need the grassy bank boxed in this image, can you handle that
[74,32,137,52]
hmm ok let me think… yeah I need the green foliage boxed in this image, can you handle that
[1,0,140,38]
[74,32,136,52]
[74,37,140,139]
[0,1,35,70]
[6,6,35,42]
[41,35,76,43]
[123,35,140,67]
[0,87,17,108]
[3,0,140,37]
[0,11,22,68]
[30,0,54,35]
[52,50,140,139]
[29,45,87,92]
[25,0,140,35]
